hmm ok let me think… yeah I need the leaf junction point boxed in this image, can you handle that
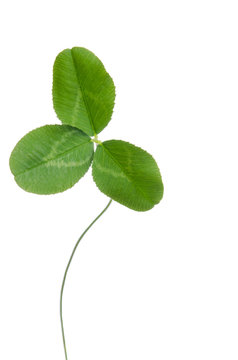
[91,135,102,145]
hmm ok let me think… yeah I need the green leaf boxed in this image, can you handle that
[52,47,115,136]
[9,125,94,195]
[92,140,164,211]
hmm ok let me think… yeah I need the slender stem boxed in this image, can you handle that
[60,199,112,360]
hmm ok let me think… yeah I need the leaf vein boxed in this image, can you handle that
[70,50,96,135]
[15,140,92,177]
[100,144,154,205]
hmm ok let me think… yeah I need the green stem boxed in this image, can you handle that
[60,199,112,360]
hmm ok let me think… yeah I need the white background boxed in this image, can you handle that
[0,1,238,359]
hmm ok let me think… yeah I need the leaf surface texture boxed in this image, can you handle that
[92,140,164,211]
[53,47,115,136]
[10,125,94,194]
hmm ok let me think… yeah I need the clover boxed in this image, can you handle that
[9,47,164,360]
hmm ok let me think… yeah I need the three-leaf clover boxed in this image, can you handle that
[9,47,164,211]
[9,47,164,360]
